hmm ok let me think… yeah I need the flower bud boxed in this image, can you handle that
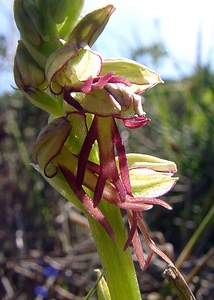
[14,0,62,65]
[32,117,72,177]
[68,5,115,47]
[14,0,42,47]
[24,0,58,41]
[14,40,45,90]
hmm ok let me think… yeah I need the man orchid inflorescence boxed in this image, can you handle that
[14,1,178,298]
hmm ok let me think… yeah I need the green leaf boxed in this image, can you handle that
[96,270,111,300]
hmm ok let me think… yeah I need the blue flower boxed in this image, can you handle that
[34,285,48,298]
[43,266,59,278]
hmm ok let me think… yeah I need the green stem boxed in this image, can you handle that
[88,202,141,300]
[88,116,141,299]
[46,168,141,299]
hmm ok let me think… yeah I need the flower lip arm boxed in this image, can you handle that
[123,115,151,128]
[77,115,129,207]
[59,165,115,240]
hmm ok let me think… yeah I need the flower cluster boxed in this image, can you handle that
[14,2,178,271]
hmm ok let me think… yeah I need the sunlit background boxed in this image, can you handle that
[1,0,214,93]
[0,1,213,299]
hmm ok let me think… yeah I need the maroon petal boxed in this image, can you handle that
[143,250,154,271]
[95,116,127,204]
[136,213,173,266]
[126,195,172,210]
[113,119,132,195]
[92,72,115,90]
[59,165,114,240]
[126,211,146,270]
[124,211,138,250]
[93,169,108,207]
[76,117,97,188]
[118,202,153,211]
[123,116,151,129]
[109,75,132,86]
[82,76,94,93]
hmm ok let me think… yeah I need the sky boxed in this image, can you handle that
[0,0,214,94]
[83,0,214,77]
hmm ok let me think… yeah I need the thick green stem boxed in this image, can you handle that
[46,168,141,299]
[88,202,141,300]
[88,116,141,299]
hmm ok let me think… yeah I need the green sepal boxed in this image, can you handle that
[68,5,115,47]
[126,153,177,173]
[125,153,178,198]
[46,46,101,94]
[102,58,163,93]
[71,85,144,118]
[129,167,178,198]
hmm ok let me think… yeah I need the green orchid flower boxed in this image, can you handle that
[13,2,180,298]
